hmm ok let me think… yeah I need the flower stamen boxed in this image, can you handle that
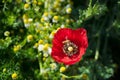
[68,46,73,52]
[63,40,78,56]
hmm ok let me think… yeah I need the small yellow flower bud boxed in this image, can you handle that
[43,44,49,50]
[51,31,56,36]
[34,43,38,48]
[13,45,21,52]
[23,19,29,24]
[43,12,48,16]
[66,8,72,14]
[53,16,59,21]
[49,31,55,38]
[60,66,66,72]
[23,14,28,19]
[38,40,43,44]
[11,73,17,80]
[27,35,33,42]
[13,47,18,52]
[53,16,59,23]
[24,3,30,9]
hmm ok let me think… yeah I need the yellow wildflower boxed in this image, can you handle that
[27,35,33,42]
[43,44,49,50]
[23,19,29,24]
[38,39,43,44]
[49,30,56,38]
[53,16,59,20]
[51,31,56,36]
[11,73,18,80]
[24,3,30,9]
[66,7,72,14]
[43,12,48,17]
[13,45,21,52]
[53,16,59,23]
[33,43,39,48]
[23,14,28,19]
[60,66,66,72]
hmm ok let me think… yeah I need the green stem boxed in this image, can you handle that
[38,53,43,75]
[94,33,100,60]
[94,16,107,60]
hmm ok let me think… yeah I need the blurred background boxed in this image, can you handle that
[0,0,120,80]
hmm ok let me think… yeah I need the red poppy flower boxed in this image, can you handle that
[51,28,88,65]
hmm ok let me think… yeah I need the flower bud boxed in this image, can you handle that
[60,66,66,72]
[11,73,18,80]
[66,7,72,14]
[4,31,10,36]
[24,3,30,9]
[27,35,33,42]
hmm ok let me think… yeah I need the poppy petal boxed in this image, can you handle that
[51,28,88,65]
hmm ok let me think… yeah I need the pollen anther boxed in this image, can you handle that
[63,40,78,56]
[68,46,73,52]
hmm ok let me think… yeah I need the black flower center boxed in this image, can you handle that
[63,40,78,56]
